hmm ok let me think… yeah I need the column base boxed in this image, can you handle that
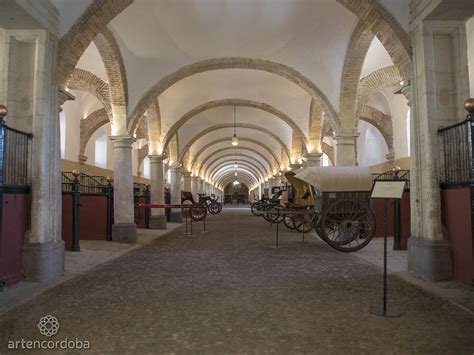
[149,215,167,230]
[169,211,183,223]
[407,237,453,281]
[112,223,137,243]
[22,240,65,282]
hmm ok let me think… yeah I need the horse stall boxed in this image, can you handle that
[0,117,32,286]
[61,173,112,251]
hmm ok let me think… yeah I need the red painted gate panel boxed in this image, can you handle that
[62,195,108,251]
[441,188,473,285]
[0,194,31,286]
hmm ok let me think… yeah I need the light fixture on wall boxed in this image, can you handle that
[231,106,239,146]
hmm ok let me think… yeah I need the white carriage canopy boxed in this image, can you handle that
[294,166,373,193]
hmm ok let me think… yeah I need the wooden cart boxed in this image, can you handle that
[293,166,376,252]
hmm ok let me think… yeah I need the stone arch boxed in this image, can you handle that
[57,0,134,85]
[79,108,109,156]
[192,139,281,173]
[357,65,401,113]
[209,162,264,182]
[128,58,341,133]
[359,105,394,160]
[178,123,291,164]
[137,144,149,175]
[208,161,267,182]
[217,171,257,187]
[197,147,276,177]
[93,28,128,111]
[339,21,374,128]
[191,141,280,174]
[336,0,412,79]
[202,153,271,179]
[68,69,112,118]
[321,142,335,165]
[163,99,308,153]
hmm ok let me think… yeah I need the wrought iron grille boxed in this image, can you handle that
[61,172,111,194]
[438,119,472,186]
[1,124,32,189]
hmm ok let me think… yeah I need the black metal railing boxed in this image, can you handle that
[372,170,410,191]
[438,118,473,187]
[0,108,32,191]
[62,172,111,194]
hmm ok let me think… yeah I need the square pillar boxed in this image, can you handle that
[110,135,137,243]
[169,166,183,223]
[149,155,167,230]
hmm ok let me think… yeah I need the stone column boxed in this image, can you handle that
[304,153,323,168]
[10,29,66,282]
[110,135,137,243]
[169,166,183,222]
[183,171,192,192]
[334,132,358,166]
[191,176,199,202]
[406,19,470,281]
[54,87,74,246]
[198,178,204,195]
[149,155,167,230]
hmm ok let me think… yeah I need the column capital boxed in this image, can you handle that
[78,154,88,165]
[148,154,166,164]
[109,134,135,148]
[334,132,359,146]
[170,165,183,173]
[395,82,412,106]
[289,163,302,171]
[58,86,75,108]
[183,171,192,177]
[191,176,200,181]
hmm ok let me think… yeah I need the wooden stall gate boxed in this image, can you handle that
[61,173,113,251]
[0,108,32,286]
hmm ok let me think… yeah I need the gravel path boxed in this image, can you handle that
[0,207,473,354]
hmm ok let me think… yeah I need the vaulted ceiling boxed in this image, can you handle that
[49,0,410,189]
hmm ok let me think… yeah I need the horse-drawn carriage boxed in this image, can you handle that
[261,166,376,252]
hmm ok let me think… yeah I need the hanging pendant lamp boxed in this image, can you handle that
[231,106,239,146]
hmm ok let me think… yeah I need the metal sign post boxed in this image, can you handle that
[369,180,405,318]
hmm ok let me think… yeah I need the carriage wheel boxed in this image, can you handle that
[262,205,273,221]
[251,203,265,216]
[268,208,284,224]
[319,198,375,252]
[216,202,223,213]
[293,211,316,233]
[208,201,220,214]
[189,205,207,221]
[283,214,296,229]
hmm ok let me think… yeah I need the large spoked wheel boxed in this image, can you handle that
[189,205,207,221]
[251,202,266,216]
[319,198,375,252]
[293,211,316,233]
[268,208,284,224]
[283,214,296,229]
[208,201,221,214]
[262,205,274,221]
